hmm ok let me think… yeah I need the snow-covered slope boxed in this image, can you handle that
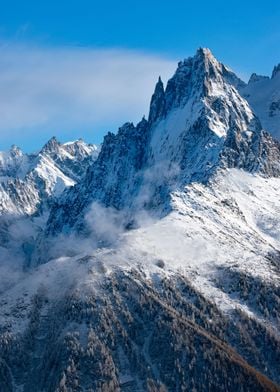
[1,168,280,391]
[240,65,280,140]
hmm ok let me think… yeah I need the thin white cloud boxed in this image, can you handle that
[0,42,175,147]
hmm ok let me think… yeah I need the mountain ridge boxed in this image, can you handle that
[0,48,280,392]
[42,48,280,242]
[0,138,99,215]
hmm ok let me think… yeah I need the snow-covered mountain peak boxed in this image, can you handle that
[0,145,29,180]
[148,48,247,127]
[196,46,214,58]
[178,47,219,73]
[9,144,24,157]
[248,73,270,85]
[62,138,99,159]
[147,49,267,178]
[43,49,280,240]
[40,136,99,162]
[40,136,60,154]
[192,47,222,77]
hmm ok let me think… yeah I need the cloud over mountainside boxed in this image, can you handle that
[0,42,175,149]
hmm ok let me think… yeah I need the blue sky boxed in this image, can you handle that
[0,0,279,151]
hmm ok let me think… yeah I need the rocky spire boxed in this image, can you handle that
[148,76,166,123]
[41,136,60,154]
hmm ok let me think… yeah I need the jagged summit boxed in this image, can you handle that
[148,47,246,125]
[248,73,270,84]
[62,138,99,160]
[40,136,60,154]
[40,137,99,161]
[0,145,28,180]
[147,49,280,177]
[9,144,23,157]
[42,48,280,240]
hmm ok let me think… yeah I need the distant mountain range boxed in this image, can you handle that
[0,48,279,392]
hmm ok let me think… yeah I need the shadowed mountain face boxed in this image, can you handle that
[0,49,280,391]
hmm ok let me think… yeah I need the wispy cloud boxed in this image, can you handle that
[0,42,175,149]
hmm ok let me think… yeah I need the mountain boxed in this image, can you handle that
[0,138,99,274]
[0,138,99,215]
[0,48,280,392]
[240,64,280,140]
[0,145,30,180]
[44,48,280,239]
